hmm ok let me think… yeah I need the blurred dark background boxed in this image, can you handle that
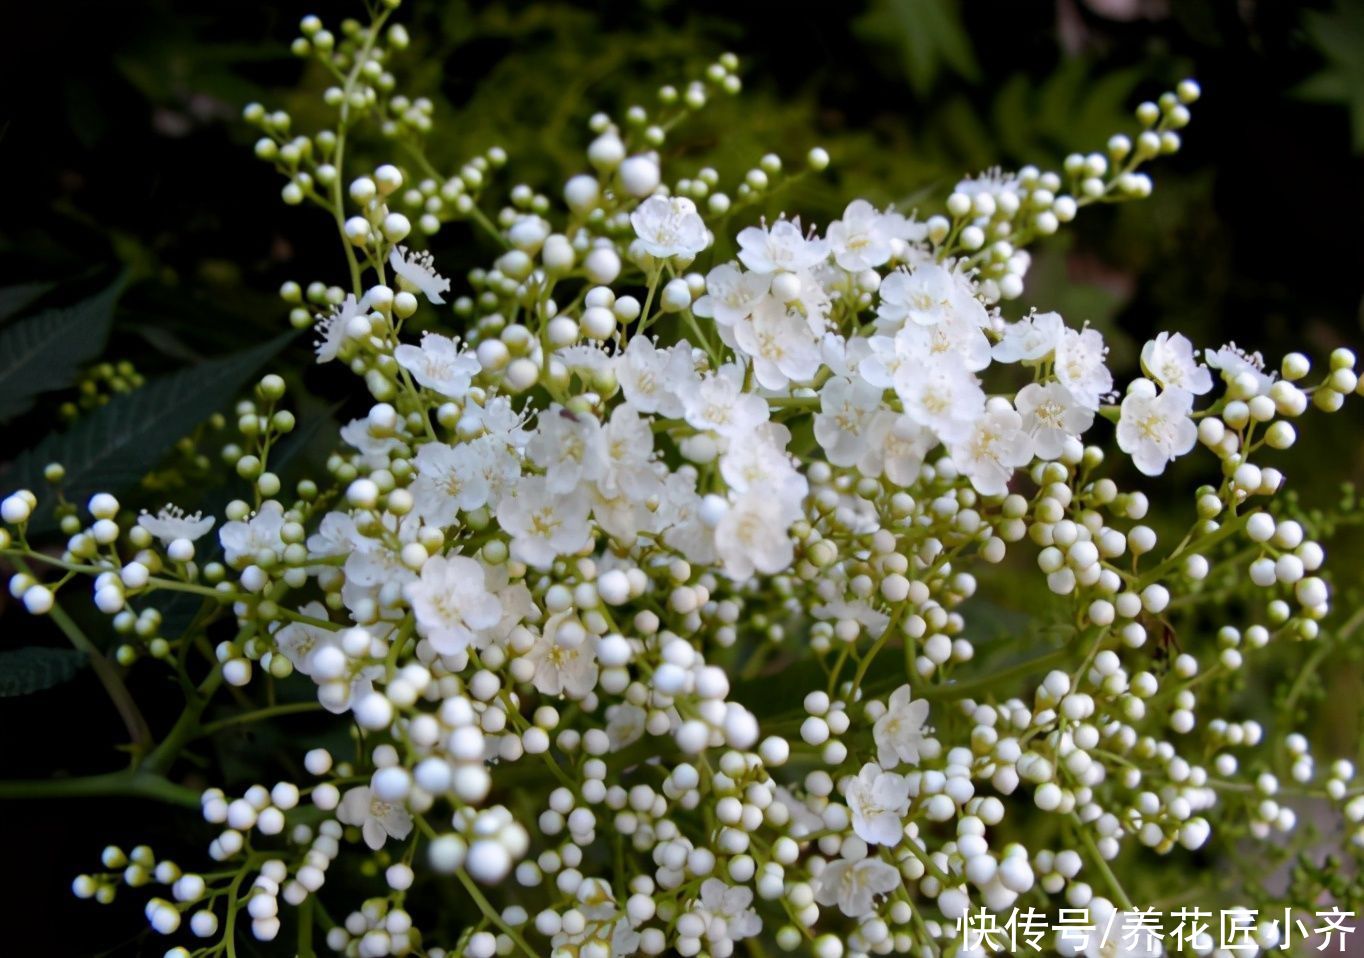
[2,0,1364,952]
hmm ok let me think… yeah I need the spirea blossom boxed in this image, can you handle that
[22,32,1362,958]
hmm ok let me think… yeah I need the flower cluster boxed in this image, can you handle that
[6,5,1364,958]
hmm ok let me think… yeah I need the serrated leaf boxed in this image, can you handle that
[4,331,296,533]
[0,646,86,696]
[0,278,123,422]
[0,281,55,323]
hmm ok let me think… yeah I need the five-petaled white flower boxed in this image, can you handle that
[874,685,931,768]
[404,555,504,655]
[736,217,828,273]
[1116,382,1198,477]
[630,195,710,259]
[337,785,413,851]
[844,763,911,846]
[813,856,901,918]
[1015,381,1095,460]
[697,878,762,942]
[1141,331,1213,395]
[218,500,285,566]
[394,332,480,398]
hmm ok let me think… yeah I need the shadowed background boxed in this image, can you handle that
[1,0,1363,951]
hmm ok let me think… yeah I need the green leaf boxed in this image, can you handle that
[0,278,123,422]
[854,0,979,97]
[4,331,296,532]
[1296,3,1364,152]
[0,646,86,697]
[0,281,55,323]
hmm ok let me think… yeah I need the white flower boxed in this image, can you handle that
[877,263,973,328]
[879,415,936,485]
[404,555,504,656]
[813,856,901,918]
[814,376,889,468]
[617,336,697,419]
[949,404,1032,497]
[337,786,413,851]
[389,246,451,304]
[825,199,895,272]
[496,476,593,569]
[527,406,607,495]
[272,601,333,676]
[597,404,659,500]
[340,417,402,470]
[893,310,992,372]
[719,423,807,502]
[137,504,214,545]
[697,878,762,942]
[693,263,771,327]
[630,195,710,259]
[1054,325,1114,410]
[736,217,827,274]
[874,685,931,768]
[1116,383,1198,477]
[410,442,491,526]
[313,294,368,364]
[891,356,986,444]
[844,763,911,846]
[714,490,798,580]
[1204,342,1273,395]
[1141,332,1212,395]
[681,364,769,439]
[1014,382,1094,461]
[527,613,599,698]
[732,298,822,390]
[218,500,285,565]
[394,332,480,398]
[993,310,1065,364]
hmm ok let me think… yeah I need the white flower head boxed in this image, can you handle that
[697,878,762,942]
[630,195,710,259]
[736,216,828,274]
[681,364,769,439]
[825,199,896,272]
[389,245,451,304]
[528,612,599,698]
[527,406,607,494]
[1015,381,1095,460]
[337,785,412,851]
[394,332,481,399]
[874,685,931,768]
[949,402,1033,496]
[845,763,911,846]
[714,487,802,581]
[138,504,214,546]
[218,500,285,565]
[993,310,1065,364]
[1054,325,1114,411]
[404,555,504,656]
[732,297,822,390]
[877,263,965,328]
[410,441,492,527]
[813,856,901,918]
[496,476,593,569]
[693,263,771,327]
[814,376,890,468]
[617,336,697,419]
[1116,383,1198,477]
[1204,341,1274,395]
[1141,331,1213,395]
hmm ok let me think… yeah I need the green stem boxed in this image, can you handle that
[0,770,199,807]
[13,555,152,753]
[454,868,538,958]
[199,700,323,737]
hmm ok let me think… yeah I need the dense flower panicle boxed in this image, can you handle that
[12,18,1363,958]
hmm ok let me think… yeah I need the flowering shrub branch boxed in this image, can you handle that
[4,2,1364,956]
